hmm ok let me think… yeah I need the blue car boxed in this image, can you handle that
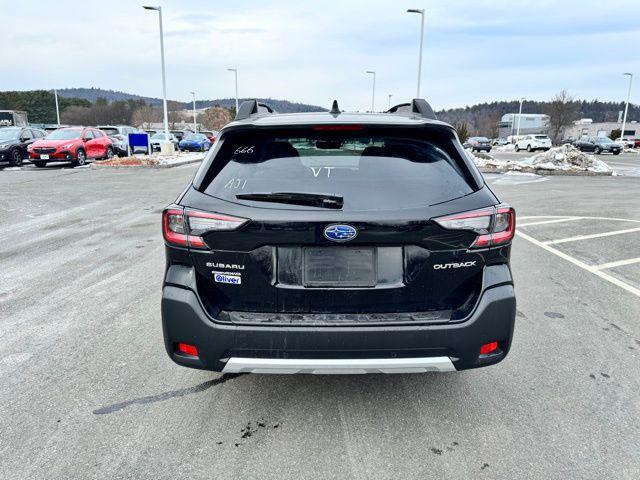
[179,133,212,152]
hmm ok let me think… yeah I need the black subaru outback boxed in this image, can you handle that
[161,99,516,374]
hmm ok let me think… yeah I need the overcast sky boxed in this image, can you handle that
[2,0,639,111]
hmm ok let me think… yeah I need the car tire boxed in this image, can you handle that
[613,150,620,155]
[73,149,87,167]
[105,147,114,159]
[594,147,602,154]
[33,161,47,168]
[9,148,23,167]
[515,145,520,152]
[526,145,532,152]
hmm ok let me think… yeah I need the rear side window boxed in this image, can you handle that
[197,128,475,211]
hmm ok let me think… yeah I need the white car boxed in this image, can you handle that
[515,135,552,152]
[149,132,179,152]
[615,138,635,148]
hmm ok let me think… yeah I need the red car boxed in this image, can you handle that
[201,130,218,143]
[29,127,114,167]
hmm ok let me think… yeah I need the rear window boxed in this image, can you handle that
[534,135,549,139]
[196,128,475,211]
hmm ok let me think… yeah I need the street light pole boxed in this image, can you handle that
[516,97,524,138]
[53,89,60,127]
[227,68,238,113]
[190,91,197,132]
[365,70,376,112]
[143,5,171,152]
[407,9,425,98]
[388,94,393,110]
[621,73,633,144]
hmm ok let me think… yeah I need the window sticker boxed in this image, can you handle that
[224,178,248,189]
[234,146,255,154]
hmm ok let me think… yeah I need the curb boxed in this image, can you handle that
[91,156,203,170]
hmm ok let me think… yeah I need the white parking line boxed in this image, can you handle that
[518,217,583,227]
[545,226,640,245]
[516,230,640,298]
[594,257,640,270]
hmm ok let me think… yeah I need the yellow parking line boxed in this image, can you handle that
[516,230,640,298]
[545,227,640,245]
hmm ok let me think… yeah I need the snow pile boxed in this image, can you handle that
[525,145,612,173]
[94,151,204,168]
[467,150,522,171]
[494,144,516,152]
[467,145,612,175]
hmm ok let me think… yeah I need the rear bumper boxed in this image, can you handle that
[161,282,516,373]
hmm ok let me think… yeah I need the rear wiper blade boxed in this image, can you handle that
[236,192,344,209]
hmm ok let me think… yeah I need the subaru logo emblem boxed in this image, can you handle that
[324,224,357,242]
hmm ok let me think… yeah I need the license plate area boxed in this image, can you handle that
[40,154,49,159]
[303,247,377,287]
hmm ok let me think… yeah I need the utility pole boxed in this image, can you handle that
[366,71,376,112]
[516,97,525,138]
[227,68,239,113]
[53,89,60,126]
[190,91,197,132]
[407,9,425,98]
[143,5,171,152]
[621,73,633,144]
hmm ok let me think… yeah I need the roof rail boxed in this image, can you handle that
[386,99,437,120]
[235,99,277,121]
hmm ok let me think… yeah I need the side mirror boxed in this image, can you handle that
[83,137,91,142]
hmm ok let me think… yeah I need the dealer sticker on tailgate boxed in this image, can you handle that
[213,272,242,285]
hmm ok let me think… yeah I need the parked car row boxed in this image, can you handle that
[2,123,216,167]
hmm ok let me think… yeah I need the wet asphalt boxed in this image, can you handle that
[1,161,639,479]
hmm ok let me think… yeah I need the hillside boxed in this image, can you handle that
[437,100,640,136]
[56,88,326,113]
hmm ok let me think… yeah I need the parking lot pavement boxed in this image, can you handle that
[1,166,639,479]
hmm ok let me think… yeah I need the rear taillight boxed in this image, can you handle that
[433,205,515,249]
[162,207,248,249]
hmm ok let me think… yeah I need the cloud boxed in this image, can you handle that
[2,0,639,111]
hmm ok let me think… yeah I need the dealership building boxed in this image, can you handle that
[497,113,549,138]
[562,119,639,141]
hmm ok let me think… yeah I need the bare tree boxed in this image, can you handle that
[453,121,471,144]
[197,107,233,131]
[131,105,163,129]
[545,90,578,143]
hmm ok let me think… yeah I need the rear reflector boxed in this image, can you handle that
[162,206,248,249]
[479,341,499,355]
[433,205,515,249]
[177,343,198,357]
